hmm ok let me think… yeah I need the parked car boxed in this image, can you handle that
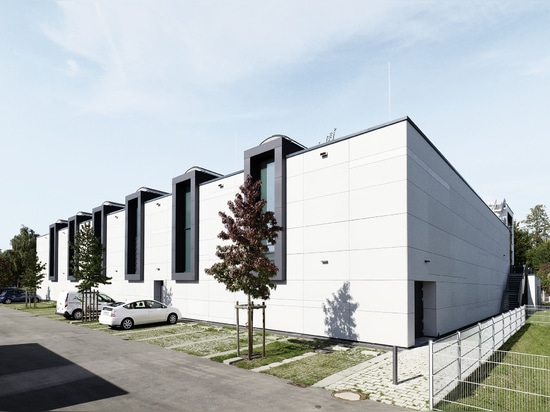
[56,290,118,320]
[0,289,41,304]
[99,299,181,330]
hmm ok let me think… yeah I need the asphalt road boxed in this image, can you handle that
[0,306,404,412]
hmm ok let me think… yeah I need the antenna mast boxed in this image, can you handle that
[388,62,391,121]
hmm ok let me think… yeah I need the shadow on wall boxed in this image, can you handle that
[162,285,173,306]
[322,281,359,341]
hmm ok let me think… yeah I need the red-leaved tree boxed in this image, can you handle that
[205,175,282,358]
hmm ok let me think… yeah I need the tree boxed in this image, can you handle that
[526,241,550,273]
[20,252,45,308]
[205,175,282,359]
[70,223,110,293]
[537,262,550,295]
[0,252,15,287]
[2,226,45,307]
[513,221,530,266]
[524,204,550,247]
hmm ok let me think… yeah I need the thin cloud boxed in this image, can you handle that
[42,0,543,117]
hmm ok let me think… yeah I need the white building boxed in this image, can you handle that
[36,117,512,348]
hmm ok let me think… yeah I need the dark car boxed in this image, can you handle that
[0,289,41,304]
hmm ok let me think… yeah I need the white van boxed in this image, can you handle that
[56,291,117,320]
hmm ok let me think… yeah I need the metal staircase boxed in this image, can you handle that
[501,265,528,312]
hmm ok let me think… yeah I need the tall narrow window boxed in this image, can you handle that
[48,221,68,282]
[67,213,92,282]
[260,159,275,212]
[175,180,191,274]
[126,198,138,276]
[244,134,305,283]
[259,158,275,263]
[172,168,220,281]
[184,187,191,272]
[125,188,166,282]
[92,201,124,275]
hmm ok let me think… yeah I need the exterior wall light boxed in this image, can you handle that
[218,183,224,188]
[424,259,431,263]
[321,260,329,264]
[320,152,328,159]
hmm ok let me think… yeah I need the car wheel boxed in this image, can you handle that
[167,313,178,324]
[72,309,83,320]
[121,318,134,330]
[5,298,12,304]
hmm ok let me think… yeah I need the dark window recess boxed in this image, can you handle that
[125,188,167,282]
[172,168,220,282]
[67,213,92,282]
[174,180,191,273]
[126,198,138,276]
[48,220,68,282]
[92,202,124,274]
[244,135,305,283]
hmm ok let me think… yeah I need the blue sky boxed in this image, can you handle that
[1,1,549,251]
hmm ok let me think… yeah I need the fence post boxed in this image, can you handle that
[478,323,482,366]
[457,331,462,381]
[491,317,496,353]
[429,339,434,411]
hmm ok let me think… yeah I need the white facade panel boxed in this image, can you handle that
[58,228,69,282]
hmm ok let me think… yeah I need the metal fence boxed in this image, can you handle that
[81,290,100,322]
[429,306,527,410]
[526,305,550,326]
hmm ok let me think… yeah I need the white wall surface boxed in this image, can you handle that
[406,122,510,340]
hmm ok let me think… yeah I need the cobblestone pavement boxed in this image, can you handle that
[314,345,430,411]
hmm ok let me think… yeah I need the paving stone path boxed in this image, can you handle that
[314,345,430,411]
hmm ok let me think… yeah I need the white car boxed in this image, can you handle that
[99,299,181,330]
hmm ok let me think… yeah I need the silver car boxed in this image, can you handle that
[99,299,181,330]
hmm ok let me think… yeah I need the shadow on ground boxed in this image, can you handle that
[0,343,127,412]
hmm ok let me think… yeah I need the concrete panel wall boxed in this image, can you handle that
[406,122,510,338]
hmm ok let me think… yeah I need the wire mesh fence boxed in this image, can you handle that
[430,306,550,411]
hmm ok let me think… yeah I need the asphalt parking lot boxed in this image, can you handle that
[0,307,404,412]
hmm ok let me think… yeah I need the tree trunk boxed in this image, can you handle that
[247,294,253,359]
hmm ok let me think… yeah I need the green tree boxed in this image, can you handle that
[0,252,15,287]
[70,223,110,293]
[2,226,45,307]
[537,262,550,295]
[513,222,530,266]
[526,241,550,273]
[205,175,282,359]
[524,204,550,247]
[20,252,45,308]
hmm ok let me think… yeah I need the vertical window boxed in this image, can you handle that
[260,159,275,213]
[172,168,219,281]
[125,188,166,282]
[259,158,275,262]
[244,134,305,283]
[184,188,191,272]
[126,198,138,276]
[175,181,191,273]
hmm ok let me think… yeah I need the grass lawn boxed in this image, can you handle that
[263,346,373,386]
[4,301,61,319]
